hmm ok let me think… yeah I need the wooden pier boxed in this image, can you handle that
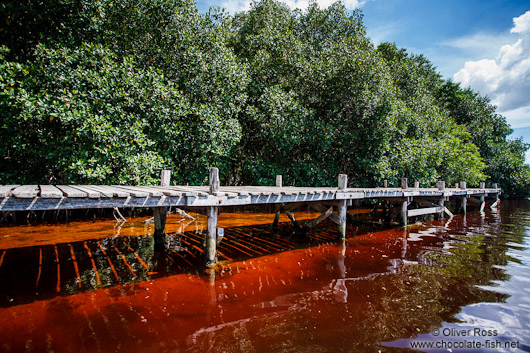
[0,169,501,266]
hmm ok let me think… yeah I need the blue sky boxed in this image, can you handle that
[196,0,530,161]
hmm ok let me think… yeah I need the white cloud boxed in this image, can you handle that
[219,0,363,13]
[453,10,530,129]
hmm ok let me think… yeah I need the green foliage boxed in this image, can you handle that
[0,0,528,196]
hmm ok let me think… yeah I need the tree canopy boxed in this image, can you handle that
[1,0,529,197]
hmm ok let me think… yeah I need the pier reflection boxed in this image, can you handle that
[0,203,527,353]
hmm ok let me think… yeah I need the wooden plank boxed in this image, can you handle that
[444,207,454,217]
[218,187,250,196]
[10,185,39,198]
[69,186,102,198]
[88,185,130,198]
[39,185,64,198]
[111,185,151,197]
[407,207,443,217]
[0,185,19,198]
[165,186,208,196]
[56,185,88,198]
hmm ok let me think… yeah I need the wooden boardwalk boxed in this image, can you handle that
[0,169,501,266]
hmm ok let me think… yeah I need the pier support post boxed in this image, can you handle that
[460,181,467,214]
[154,170,170,249]
[437,181,445,220]
[272,175,282,227]
[206,167,219,267]
[479,182,486,211]
[337,174,348,241]
[383,180,388,188]
[400,200,408,226]
[401,178,408,189]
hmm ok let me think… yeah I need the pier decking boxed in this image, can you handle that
[0,169,501,266]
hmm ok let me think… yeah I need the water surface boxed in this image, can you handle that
[0,202,529,352]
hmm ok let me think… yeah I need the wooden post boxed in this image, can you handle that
[206,167,219,266]
[414,181,420,189]
[479,182,486,211]
[400,200,408,226]
[401,178,408,189]
[459,181,467,214]
[154,170,170,249]
[205,206,218,267]
[337,174,348,240]
[437,181,445,220]
[272,175,282,227]
[383,180,388,188]
[461,196,467,214]
[276,175,282,188]
[209,167,220,194]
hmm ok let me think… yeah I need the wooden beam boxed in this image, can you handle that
[444,207,454,217]
[284,210,302,231]
[305,207,333,229]
[309,203,341,225]
[408,206,443,217]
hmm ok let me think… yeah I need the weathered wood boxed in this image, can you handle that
[338,174,348,190]
[460,181,467,190]
[408,206,443,217]
[383,180,388,188]
[84,185,129,198]
[284,210,302,231]
[39,185,64,198]
[0,185,18,198]
[414,181,420,189]
[436,181,445,191]
[400,201,408,226]
[276,175,282,188]
[10,185,39,198]
[161,170,171,187]
[305,206,333,229]
[205,206,218,266]
[154,170,171,240]
[480,182,485,189]
[438,198,445,220]
[444,207,454,217]
[309,203,341,225]
[209,167,220,195]
[216,227,224,246]
[69,186,103,198]
[401,178,408,189]
[337,200,347,240]
[56,185,87,198]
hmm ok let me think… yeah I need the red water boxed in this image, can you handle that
[0,203,529,352]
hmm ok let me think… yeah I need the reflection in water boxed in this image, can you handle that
[0,202,529,352]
